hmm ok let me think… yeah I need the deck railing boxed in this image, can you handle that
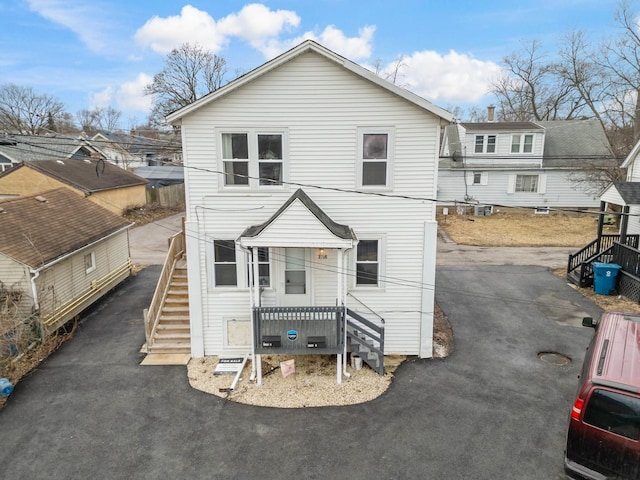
[567,235,639,274]
[346,308,385,375]
[253,306,344,355]
[144,230,185,350]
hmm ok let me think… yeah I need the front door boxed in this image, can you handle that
[279,247,311,306]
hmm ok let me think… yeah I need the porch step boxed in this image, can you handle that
[148,343,191,354]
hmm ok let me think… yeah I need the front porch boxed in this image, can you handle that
[567,193,640,302]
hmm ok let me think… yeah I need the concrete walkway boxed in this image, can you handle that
[128,213,184,266]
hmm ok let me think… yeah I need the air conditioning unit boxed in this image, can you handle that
[474,205,493,216]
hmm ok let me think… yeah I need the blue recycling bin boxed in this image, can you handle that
[592,262,621,295]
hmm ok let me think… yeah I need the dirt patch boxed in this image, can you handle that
[438,209,616,247]
[123,203,184,226]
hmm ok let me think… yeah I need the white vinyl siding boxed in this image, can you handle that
[181,50,441,356]
[437,169,599,208]
[465,171,488,186]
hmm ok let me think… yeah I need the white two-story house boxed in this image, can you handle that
[438,119,614,209]
[165,40,453,377]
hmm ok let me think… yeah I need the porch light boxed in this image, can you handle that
[317,248,327,260]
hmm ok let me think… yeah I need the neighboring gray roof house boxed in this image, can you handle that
[91,131,182,168]
[134,165,184,188]
[438,118,615,208]
[0,188,131,268]
[0,133,102,167]
[0,187,133,332]
[0,158,148,214]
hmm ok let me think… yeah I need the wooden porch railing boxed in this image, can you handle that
[346,308,385,375]
[567,235,638,273]
[144,230,185,351]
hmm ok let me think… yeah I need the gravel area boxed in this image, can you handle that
[187,304,452,408]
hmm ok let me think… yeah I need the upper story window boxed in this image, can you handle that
[220,130,285,188]
[511,134,534,153]
[222,133,249,185]
[358,129,394,188]
[474,135,496,153]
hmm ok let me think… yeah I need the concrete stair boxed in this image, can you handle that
[148,265,190,354]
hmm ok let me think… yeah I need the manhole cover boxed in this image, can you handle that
[538,351,571,366]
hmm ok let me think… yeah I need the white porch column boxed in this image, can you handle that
[250,248,263,386]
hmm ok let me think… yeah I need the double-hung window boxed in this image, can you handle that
[515,174,539,192]
[356,240,379,286]
[474,135,496,153]
[257,134,283,185]
[246,247,271,287]
[511,134,534,153]
[220,130,285,188]
[222,133,249,185]
[359,129,393,188]
[213,240,238,287]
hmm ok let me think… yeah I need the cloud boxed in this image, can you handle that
[134,5,227,53]
[115,73,154,112]
[256,24,375,60]
[89,87,114,109]
[135,3,299,54]
[26,0,113,53]
[375,50,502,104]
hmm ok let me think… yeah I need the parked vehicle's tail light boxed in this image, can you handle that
[571,397,584,420]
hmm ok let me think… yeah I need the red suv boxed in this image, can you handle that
[565,312,640,479]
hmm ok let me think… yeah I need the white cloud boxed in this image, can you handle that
[134,5,227,54]
[89,87,113,109]
[379,50,503,104]
[115,73,153,112]
[257,25,375,60]
[26,0,112,53]
[134,3,299,54]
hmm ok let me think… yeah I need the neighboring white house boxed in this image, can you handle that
[438,119,614,209]
[166,40,453,367]
[600,138,640,237]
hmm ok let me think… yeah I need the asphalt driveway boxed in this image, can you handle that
[0,264,600,479]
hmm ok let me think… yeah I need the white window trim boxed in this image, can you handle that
[245,247,272,289]
[507,173,547,194]
[84,251,96,274]
[510,133,535,154]
[474,134,496,154]
[356,127,395,190]
[217,128,288,191]
[466,171,488,186]
[209,238,241,289]
[352,236,385,289]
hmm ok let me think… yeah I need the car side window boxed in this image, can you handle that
[583,389,640,440]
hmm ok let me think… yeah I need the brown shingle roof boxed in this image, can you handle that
[0,188,132,268]
[2,158,148,193]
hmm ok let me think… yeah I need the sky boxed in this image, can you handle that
[0,0,625,129]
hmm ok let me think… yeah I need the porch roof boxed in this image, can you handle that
[601,182,640,206]
[238,189,357,248]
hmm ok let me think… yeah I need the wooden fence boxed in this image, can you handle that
[146,183,185,208]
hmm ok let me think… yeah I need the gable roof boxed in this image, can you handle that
[0,134,101,164]
[0,158,148,193]
[459,121,542,132]
[166,40,454,124]
[91,132,179,157]
[239,189,357,245]
[0,188,132,269]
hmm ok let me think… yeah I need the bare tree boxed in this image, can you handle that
[492,40,585,121]
[145,43,228,125]
[76,107,122,134]
[0,83,66,134]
